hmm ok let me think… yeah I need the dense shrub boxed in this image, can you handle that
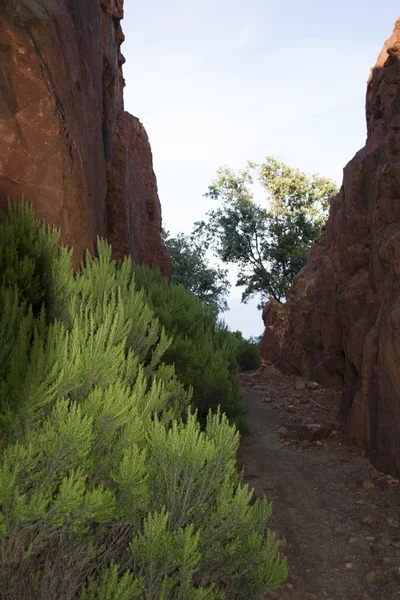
[132,266,246,428]
[230,332,262,371]
[0,203,287,599]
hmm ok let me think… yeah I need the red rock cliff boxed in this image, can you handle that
[262,19,400,475]
[0,0,171,275]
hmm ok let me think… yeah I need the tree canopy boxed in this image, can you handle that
[163,229,230,313]
[195,157,338,308]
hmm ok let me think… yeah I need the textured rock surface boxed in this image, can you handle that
[261,19,400,475]
[0,0,171,274]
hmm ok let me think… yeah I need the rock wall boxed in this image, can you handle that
[0,0,171,275]
[261,19,400,475]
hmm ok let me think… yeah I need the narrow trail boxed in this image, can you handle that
[237,365,400,600]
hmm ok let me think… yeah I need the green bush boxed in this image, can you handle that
[230,332,261,371]
[132,266,246,427]
[0,202,287,599]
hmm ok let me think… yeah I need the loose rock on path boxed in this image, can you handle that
[238,363,400,600]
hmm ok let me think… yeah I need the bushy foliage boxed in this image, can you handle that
[131,265,247,428]
[0,202,287,599]
[162,229,230,313]
[230,332,262,372]
[195,157,338,308]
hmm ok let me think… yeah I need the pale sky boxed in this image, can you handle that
[121,1,399,338]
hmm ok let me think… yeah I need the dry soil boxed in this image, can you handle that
[238,363,400,600]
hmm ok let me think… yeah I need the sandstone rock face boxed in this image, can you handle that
[262,19,400,475]
[0,0,171,275]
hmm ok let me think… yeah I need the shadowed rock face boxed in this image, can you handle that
[261,19,400,475]
[0,0,171,275]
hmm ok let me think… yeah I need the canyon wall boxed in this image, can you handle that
[0,0,171,274]
[262,19,400,475]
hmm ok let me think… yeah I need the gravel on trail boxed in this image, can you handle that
[238,364,400,600]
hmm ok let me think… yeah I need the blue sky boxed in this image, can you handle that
[121,1,399,337]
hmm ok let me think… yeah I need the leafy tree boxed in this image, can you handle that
[0,201,287,599]
[195,157,338,308]
[163,229,230,313]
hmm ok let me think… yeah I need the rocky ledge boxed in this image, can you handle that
[261,19,400,476]
[0,0,171,274]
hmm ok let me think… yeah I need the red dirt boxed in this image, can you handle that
[238,363,400,600]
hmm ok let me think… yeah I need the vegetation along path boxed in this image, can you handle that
[238,363,400,600]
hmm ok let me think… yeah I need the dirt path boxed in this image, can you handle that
[237,365,400,600]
